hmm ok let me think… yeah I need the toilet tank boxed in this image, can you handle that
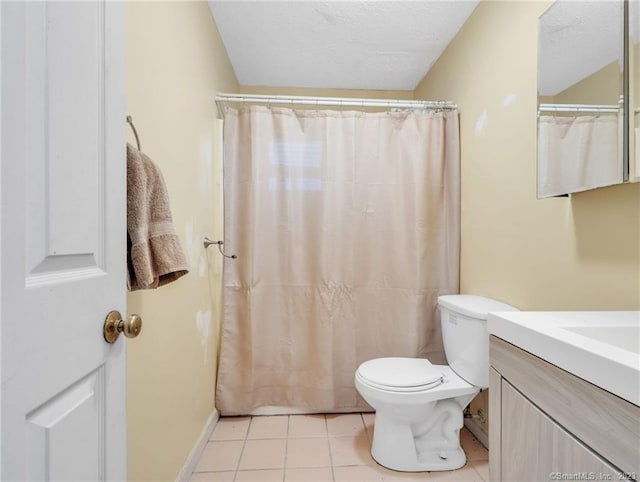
[437,295,518,388]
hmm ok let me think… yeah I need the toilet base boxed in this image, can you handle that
[370,398,470,472]
[372,442,466,472]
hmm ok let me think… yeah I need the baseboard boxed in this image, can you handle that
[175,409,220,482]
[464,417,489,449]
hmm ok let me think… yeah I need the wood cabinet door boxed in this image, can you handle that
[501,380,621,481]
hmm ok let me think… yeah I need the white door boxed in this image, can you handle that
[1,2,128,480]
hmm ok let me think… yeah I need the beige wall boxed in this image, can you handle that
[238,86,414,113]
[127,2,238,481]
[415,0,639,311]
[240,85,414,99]
[553,61,621,105]
[415,0,640,435]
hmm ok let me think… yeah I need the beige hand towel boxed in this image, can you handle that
[127,143,189,290]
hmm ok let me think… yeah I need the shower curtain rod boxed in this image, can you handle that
[215,93,457,119]
[538,103,620,114]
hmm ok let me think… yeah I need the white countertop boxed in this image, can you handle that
[487,311,640,406]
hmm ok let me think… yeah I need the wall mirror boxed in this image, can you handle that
[630,0,640,182]
[537,0,625,198]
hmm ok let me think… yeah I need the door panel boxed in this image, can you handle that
[25,1,104,277]
[26,368,105,481]
[1,2,126,480]
[39,2,101,257]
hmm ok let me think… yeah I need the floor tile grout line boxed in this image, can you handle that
[470,459,489,482]
[323,414,337,482]
[360,413,370,444]
[232,415,253,482]
[281,415,289,482]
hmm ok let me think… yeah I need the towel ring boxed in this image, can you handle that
[126,115,141,151]
[203,237,237,259]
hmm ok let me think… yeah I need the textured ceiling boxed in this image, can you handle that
[208,1,479,91]
[538,1,622,96]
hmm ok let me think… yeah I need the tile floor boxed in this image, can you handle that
[190,413,489,481]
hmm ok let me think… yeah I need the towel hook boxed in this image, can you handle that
[126,115,141,151]
[203,237,237,259]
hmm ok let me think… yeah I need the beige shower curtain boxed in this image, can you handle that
[216,106,460,415]
[537,115,622,197]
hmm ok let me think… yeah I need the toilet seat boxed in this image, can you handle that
[356,357,444,392]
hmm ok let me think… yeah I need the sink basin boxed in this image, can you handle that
[487,311,640,406]
[560,325,640,355]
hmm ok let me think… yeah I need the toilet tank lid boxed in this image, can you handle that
[437,294,518,320]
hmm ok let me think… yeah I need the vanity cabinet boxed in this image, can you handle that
[489,336,640,482]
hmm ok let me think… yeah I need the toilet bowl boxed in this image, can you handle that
[354,295,518,472]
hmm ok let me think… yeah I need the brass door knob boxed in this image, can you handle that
[103,311,143,344]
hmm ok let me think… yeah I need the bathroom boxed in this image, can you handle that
[130,1,639,480]
[125,2,639,480]
[1,0,638,481]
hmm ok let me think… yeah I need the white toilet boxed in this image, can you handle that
[354,294,518,472]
